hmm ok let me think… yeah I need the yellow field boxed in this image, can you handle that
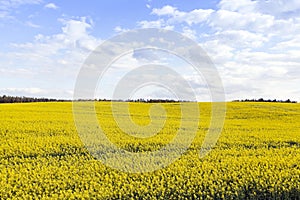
[0,102,299,199]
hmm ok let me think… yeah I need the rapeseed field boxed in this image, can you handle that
[0,102,299,199]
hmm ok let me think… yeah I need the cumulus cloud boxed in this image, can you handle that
[256,0,300,15]
[114,26,129,33]
[218,0,257,13]
[44,3,58,10]
[1,0,300,101]
[13,17,100,53]
[152,5,177,16]
[0,17,102,99]
[181,27,197,40]
[209,9,275,33]
[138,19,174,30]
[143,1,300,101]
[219,0,300,16]
[152,5,214,26]
[213,30,268,48]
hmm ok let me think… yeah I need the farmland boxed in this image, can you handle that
[0,102,299,199]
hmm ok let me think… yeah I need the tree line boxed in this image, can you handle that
[78,98,190,103]
[0,95,189,104]
[0,95,297,104]
[232,98,297,103]
[0,95,69,104]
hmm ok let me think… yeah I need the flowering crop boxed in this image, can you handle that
[0,102,299,199]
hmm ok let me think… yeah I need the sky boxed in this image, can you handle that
[0,0,300,101]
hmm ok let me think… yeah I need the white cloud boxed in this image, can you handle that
[114,26,129,33]
[14,17,101,53]
[1,1,300,101]
[152,5,177,16]
[214,30,268,48]
[0,0,41,8]
[144,2,300,101]
[152,5,214,26]
[209,9,275,33]
[256,0,300,15]
[60,18,92,43]
[0,87,73,98]
[1,87,44,95]
[138,19,164,28]
[85,1,300,101]
[218,0,257,13]
[201,40,234,65]
[214,48,300,101]
[0,17,102,99]
[0,0,42,19]
[138,19,174,30]
[44,3,58,10]
[219,0,300,16]
[181,27,197,40]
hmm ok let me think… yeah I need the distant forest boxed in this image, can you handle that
[0,95,70,104]
[0,95,297,104]
[233,98,297,103]
[0,95,187,104]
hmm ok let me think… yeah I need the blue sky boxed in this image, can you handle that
[1,0,300,101]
